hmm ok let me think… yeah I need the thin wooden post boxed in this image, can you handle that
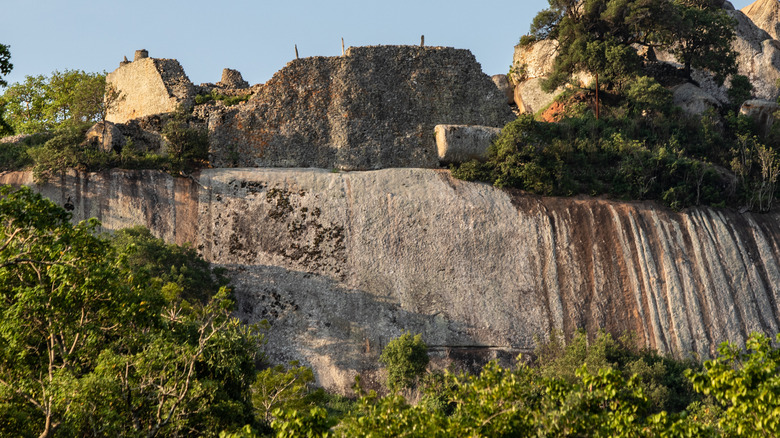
[421,35,425,47]
[295,44,299,60]
[342,38,345,56]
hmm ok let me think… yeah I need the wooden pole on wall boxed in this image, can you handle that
[421,35,425,47]
[342,38,345,56]
[295,44,299,60]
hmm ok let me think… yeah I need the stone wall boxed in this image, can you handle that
[5,168,780,393]
[208,46,514,170]
[106,56,196,124]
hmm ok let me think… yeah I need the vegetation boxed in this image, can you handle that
[195,90,251,106]
[453,71,779,211]
[0,187,263,437]
[532,0,736,92]
[2,187,780,437]
[0,43,11,87]
[0,43,13,136]
[0,70,108,134]
[379,332,430,392]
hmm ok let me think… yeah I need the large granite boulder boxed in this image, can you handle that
[511,39,558,83]
[728,8,780,102]
[435,124,502,164]
[740,98,780,135]
[208,46,514,170]
[672,83,721,115]
[84,121,125,153]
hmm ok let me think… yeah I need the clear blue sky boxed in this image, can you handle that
[0,0,757,88]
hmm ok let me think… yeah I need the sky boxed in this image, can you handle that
[0,0,758,89]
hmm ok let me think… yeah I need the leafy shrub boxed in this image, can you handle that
[162,107,210,173]
[380,332,429,392]
[689,333,780,436]
[728,74,753,109]
[452,110,737,210]
[518,35,537,47]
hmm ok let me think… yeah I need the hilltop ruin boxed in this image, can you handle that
[105,46,513,170]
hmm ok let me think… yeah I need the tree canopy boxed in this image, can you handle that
[0,70,107,134]
[0,186,263,437]
[0,44,11,88]
[531,0,738,91]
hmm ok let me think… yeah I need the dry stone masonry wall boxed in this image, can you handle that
[208,46,514,170]
[106,52,196,124]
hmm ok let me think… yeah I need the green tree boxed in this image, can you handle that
[0,186,263,437]
[535,0,670,93]
[2,74,50,133]
[728,74,754,109]
[1,70,108,134]
[0,43,12,135]
[668,0,737,85]
[689,332,780,437]
[379,333,429,392]
[252,361,317,423]
[161,106,210,173]
[0,43,11,87]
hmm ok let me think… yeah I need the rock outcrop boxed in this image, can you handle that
[740,98,780,134]
[743,0,780,41]
[208,46,514,170]
[218,68,250,89]
[511,40,562,114]
[5,168,780,393]
[106,51,196,124]
[728,7,780,101]
[510,5,780,106]
[491,74,514,105]
[672,83,721,115]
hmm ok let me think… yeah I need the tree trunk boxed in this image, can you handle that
[595,73,600,120]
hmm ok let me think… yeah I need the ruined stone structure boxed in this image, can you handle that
[5,168,780,392]
[106,51,196,124]
[218,68,249,89]
[208,46,514,170]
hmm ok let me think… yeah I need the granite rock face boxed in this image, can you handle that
[743,0,780,41]
[728,8,780,101]
[5,168,780,393]
[208,46,514,170]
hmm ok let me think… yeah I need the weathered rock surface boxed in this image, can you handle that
[672,83,721,115]
[208,46,514,170]
[84,121,125,153]
[0,134,30,145]
[511,40,558,82]
[491,74,514,104]
[435,125,501,164]
[514,78,559,115]
[743,0,780,41]
[740,98,780,134]
[728,8,780,101]
[4,168,780,393]
[106,53,196,124]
